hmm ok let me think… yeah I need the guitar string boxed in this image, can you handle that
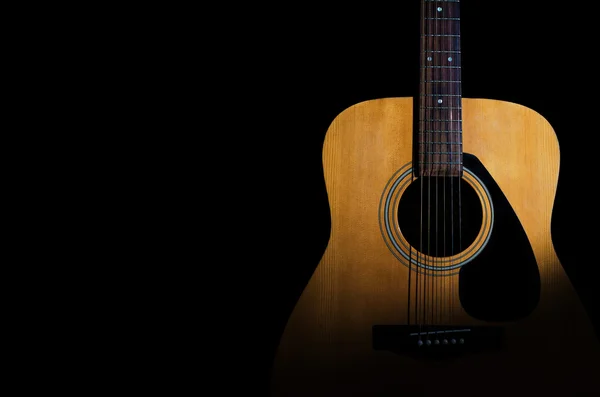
[436,0,441,333]
[439,0,446,333]
[425,0,432,342]
[407,6,415,326]
[448,0,453,325]
[424,0,430,339]
[433,0,438,337]
[440,157,452,323]
[440,0,452,324]
[432,0,441,329]
[408,196,413,328]
[449,0,454,326]
[449,0,456,326]
[418,0,425,341]
[421,0,433,339]
[430,0,436,337]
[457,0,463,324]
[456,0,463,325]
[407,46,415,327]
[431,0,442,337]
[426,20,431,338]
[451,0,458,326]
[428,0,435,341]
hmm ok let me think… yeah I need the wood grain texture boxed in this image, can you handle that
[270,98,600,396]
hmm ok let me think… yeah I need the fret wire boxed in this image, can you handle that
[417,152,461,154]
[420,142,462,145]
[419,131,462,133]
[418,161,462,164]
[420,119,462,122]
[421,56,462,60]
[422,106,462,109]
[421,106,462,109]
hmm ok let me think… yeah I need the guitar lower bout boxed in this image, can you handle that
[270,97,600,396]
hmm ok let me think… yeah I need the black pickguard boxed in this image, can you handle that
[458,153,540,322]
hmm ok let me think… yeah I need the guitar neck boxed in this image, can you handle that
[418,0,463,177]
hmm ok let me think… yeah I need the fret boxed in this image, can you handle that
[419,141,462,144]
[420,114,462,119]
[422,116,461,122]
[423,53,460,57]
[425,17,460,20]
[421,88,462,94]
[423,50,460,53]
[419,133,463,137]
[421,106,462,111]
[418,161,462,165]
[421,66,461,69]
[420,109,462,114]
[422,80,460,83]
[416,151,461,155]
[419,138,462,141]
[419,130,462,133]
[419,137,462,140]
[421,35,460,41]
[421,105,462,109]
[421,49,460,56]
[420,89,462,95]
[419,141,462,145]
[419,119,462,123]
[421,106,462,109]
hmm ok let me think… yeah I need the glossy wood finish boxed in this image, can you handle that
[270,98,600,396]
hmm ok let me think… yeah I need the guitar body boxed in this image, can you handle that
[270,98,600,396]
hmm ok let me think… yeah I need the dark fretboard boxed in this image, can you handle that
[418,0,462,177]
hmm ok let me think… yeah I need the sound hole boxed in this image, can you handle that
[397,176,482,257]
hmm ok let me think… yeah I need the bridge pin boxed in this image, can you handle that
[443,339,448,345]
[417,340,424,347]
[451,338,456,344]
[459,338,464,344]
[434,339,440,345]
[426,339,432,346]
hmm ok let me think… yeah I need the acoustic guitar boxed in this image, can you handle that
[270,1,600,396]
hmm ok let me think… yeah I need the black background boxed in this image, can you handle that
[236,1,599,394]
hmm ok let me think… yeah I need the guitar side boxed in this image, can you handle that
[270,97,600,396]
